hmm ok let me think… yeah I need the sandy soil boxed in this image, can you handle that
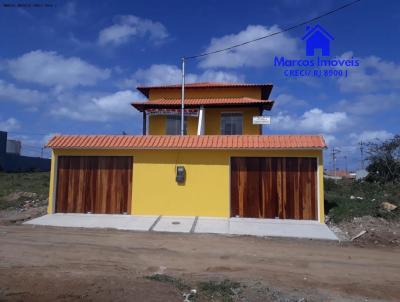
[331,216,400,248]
[0,225,399,302]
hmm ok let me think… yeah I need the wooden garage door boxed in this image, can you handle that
[231,157,317,220]
[55,156,133,214]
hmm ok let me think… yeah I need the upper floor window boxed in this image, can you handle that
[221,112,243,135]
[166,116,187,135]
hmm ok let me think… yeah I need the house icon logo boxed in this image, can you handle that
[302,24,334,56]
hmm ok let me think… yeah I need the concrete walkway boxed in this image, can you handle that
[25,214,338,241]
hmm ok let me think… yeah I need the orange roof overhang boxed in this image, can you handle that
[46,135,326,150]
[131,97,274,112]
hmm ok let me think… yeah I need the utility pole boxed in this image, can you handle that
[344,155,348,173]
[180,57,185,136]
[331,147,341,177]
[359,141,365,169]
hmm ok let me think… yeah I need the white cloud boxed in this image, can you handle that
[196,70,244,83]
[199,25,299,69]
[337,52,400,93]
[98,15,168,46]
[338,93,399,115]
[7,50,110,89]
[0,80,47,103]
[51,90,142,122]
[130,64,184,86]
[0,117,20,131]
[274,93,308,110]
[271,108,349,133]
[120,64,244,88]
[323,134,337,146]
[349,130,393,143]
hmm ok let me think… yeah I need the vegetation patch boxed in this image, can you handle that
[145,274,190,291]
[145,275,243,302]
[0,172,49,209]
[325,179,399,222]
[198,279,241,302]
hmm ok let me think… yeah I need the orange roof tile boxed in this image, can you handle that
[136,82,273,99]
[46,135,326,150]
[131,97,274,112]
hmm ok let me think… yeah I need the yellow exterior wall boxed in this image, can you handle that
[47,149,325,223]
[149,107,261,135]
[149,87,262,100]
[133,150,229,217]
[47,150,57,214]
[205,107,261,135]
[147,87,263,135]
[149,115,198,135]
[149,115,166,135]
[186,117,198,135]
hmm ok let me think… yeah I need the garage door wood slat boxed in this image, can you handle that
[55,156,132,214]
[231,157,318,220]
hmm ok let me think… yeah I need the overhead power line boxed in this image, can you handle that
[184,0,362,60]
[178,0,363,135]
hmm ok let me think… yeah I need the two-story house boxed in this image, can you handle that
[132,82,273,136]
[46,82,326,223]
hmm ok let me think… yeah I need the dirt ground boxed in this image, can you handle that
[0,188,399,301]
[0,224,399,302]
[329,216,400,248]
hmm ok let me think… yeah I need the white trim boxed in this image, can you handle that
[228,156,232,217]
[146,113,149,135]
[196,106,205,135]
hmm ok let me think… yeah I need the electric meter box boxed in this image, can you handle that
[176,166,186,183]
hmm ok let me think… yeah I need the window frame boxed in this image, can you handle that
[220,112,243,135]
[166,115,188,135]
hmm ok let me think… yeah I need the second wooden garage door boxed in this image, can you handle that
[231,157,318,220]
[55,156,133,214]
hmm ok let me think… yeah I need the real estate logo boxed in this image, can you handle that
[303,24,334,56]
[274,24,360,78]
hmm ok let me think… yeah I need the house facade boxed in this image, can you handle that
[46,82,326,223]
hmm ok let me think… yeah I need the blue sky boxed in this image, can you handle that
[0,0,399,170]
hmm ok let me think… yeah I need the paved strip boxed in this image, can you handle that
[149,215,162,231]
[152,216,196,233]
[190,216,199,233]
[195,217,229,234]
[228,218,338,240]
[25,214,338,240]
[24,214,159,231]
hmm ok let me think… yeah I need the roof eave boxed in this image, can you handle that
[48,146,326,151]
[136,83,274,99]
[131,101,274,112]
